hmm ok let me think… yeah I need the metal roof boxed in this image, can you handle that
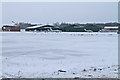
[104,27,118,29]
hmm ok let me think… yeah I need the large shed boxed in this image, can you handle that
[25,25,60,32]
[2,25,20,32]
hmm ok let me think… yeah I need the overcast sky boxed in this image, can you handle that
[2,2,118,24]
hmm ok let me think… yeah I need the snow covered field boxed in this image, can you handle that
[2,32,118,78]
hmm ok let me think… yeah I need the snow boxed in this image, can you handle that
[2,32,118,78]
[26,25,41,29]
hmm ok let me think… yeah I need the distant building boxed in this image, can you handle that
[2,25,20,32]
[99,26,118,32]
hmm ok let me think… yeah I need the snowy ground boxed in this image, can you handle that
[1,32,118,78]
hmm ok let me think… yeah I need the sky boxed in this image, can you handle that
[2,2,118,25]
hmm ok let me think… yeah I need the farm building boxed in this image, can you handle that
[99,26,118,32]
[2,25,20,32]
